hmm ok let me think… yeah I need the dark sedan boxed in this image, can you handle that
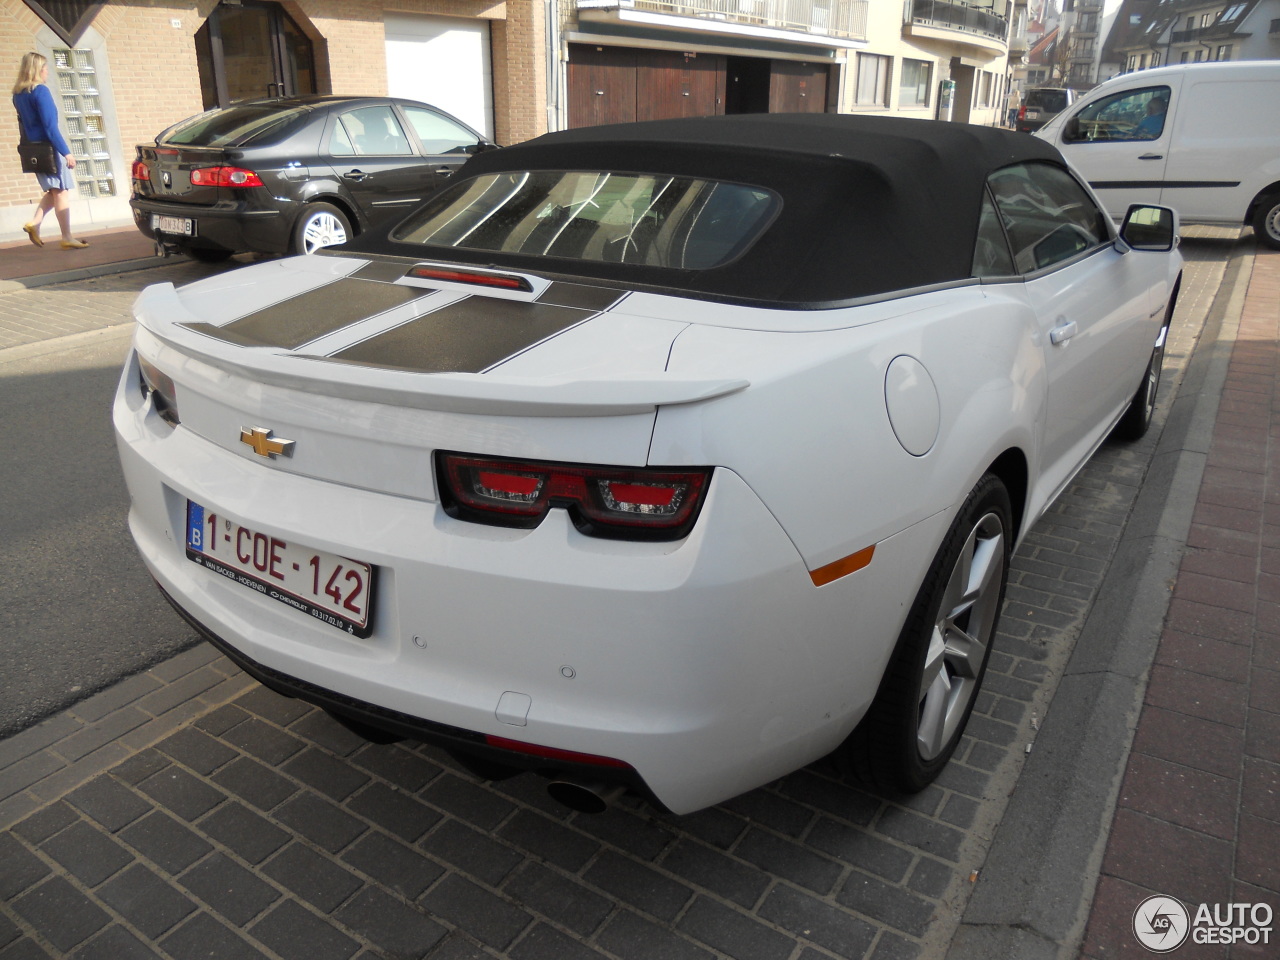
[130,95,496,262]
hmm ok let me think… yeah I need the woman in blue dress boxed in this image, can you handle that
[12,52,88,249]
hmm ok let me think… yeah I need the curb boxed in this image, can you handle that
[0,255,169,295]
[947,236,1257,959]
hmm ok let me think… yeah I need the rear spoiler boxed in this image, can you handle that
[133,283,748,418]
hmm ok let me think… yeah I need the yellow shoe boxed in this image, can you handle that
[22,223,42,247]
[60,238,89,249]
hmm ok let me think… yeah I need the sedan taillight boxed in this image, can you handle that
[131,160,151,181]
[438,452,711,541]
[189,166,264,188]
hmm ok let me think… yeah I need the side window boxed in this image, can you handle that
[328,117,355,157]
[988,163,1111,273]
[401,106,479,155]
[336,105,412,157]
[972,189,1016,278]
[1063,85,1172,143]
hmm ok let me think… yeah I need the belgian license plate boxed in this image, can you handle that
[152,214,195,236]
[185,501,375,637]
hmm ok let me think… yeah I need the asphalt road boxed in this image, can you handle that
[0,328,199,736]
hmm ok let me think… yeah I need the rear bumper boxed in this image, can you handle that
[158,582,664,807]
[114,344,938,814]
[131,195,288,254]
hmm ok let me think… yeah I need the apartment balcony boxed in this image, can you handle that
[576,0,870,42]
[905,0,1010,53]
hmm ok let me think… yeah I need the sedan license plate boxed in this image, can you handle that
[152,214,195,237]
[186,501,374,637]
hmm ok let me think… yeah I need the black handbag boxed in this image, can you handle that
[15,111,58,175]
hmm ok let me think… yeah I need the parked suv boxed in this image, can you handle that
[1016,87,1076,133]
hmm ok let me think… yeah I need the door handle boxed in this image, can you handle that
[1138,153,1163,160]
[1050,321,1078,345]
[434,166,456,178]
[341,169,368,182]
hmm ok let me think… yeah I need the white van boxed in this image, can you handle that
[1035,61,1280,249]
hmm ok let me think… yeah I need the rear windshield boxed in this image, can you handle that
[390,171,780,270]
[162,105,311,147]
[1025,89,1070,112]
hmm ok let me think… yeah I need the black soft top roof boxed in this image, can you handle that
[355,113,1067,305]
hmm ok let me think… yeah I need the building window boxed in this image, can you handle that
[900,59,932,108]
[1194,48,1205,61]
[1181,50,1191,62]
[854,53,890,107]
[51,48,114,199]
[1151,52,1160,67]
[1216,44,1232,59]
[978,71,993,108]
[1200,13,1212,27]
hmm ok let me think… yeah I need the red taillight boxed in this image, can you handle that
[484,735,633,769]
[131,160,150,181]
[189,166,264,188]
[438,452,711,540]
[1017,105,1027,120]
[408,265,534,292]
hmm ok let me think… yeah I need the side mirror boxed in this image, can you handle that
[1119,204,1178,251]
[1063,116,1081,142]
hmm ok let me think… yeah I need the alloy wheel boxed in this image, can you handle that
[301,212,348,254]
[917,511,1006,761]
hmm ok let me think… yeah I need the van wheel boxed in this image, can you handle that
[1253,194,1280,251]
[835,474,1011,793]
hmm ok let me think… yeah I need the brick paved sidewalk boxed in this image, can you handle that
[1082,248,1280,959]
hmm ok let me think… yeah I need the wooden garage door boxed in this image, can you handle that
[636,50,725,122]
[569,44,725,128]
[769,61,829,112]
[569,45,639,128]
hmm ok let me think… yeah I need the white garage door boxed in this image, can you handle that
[385,13,493,139]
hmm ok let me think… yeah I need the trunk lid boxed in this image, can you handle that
[133,144,232,206]
[132,253,747,499]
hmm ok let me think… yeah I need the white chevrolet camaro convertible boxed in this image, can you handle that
[115,114,1182,815]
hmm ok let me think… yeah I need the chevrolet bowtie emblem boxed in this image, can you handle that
[239,426,295,459]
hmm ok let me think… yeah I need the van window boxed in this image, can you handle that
[1064,86,1172,143]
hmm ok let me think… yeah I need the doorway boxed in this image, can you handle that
[195,1,316,108]
[724,57,771,114]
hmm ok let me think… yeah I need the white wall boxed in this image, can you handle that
[384,13,493,139]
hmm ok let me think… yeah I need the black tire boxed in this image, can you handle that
[183,246,234,263]
[1253,193,1280,251]
[293,202,352,255]
[836,474,1012,793]
[1114,316,1170,441]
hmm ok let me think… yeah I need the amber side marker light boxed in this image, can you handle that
[809,545,875,587]
[409,265,534,292]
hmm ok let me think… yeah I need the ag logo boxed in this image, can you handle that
[1133,895,1190,952]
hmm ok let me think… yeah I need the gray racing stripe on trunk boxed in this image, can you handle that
[182,278,434,349]
[327,296,595,374]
